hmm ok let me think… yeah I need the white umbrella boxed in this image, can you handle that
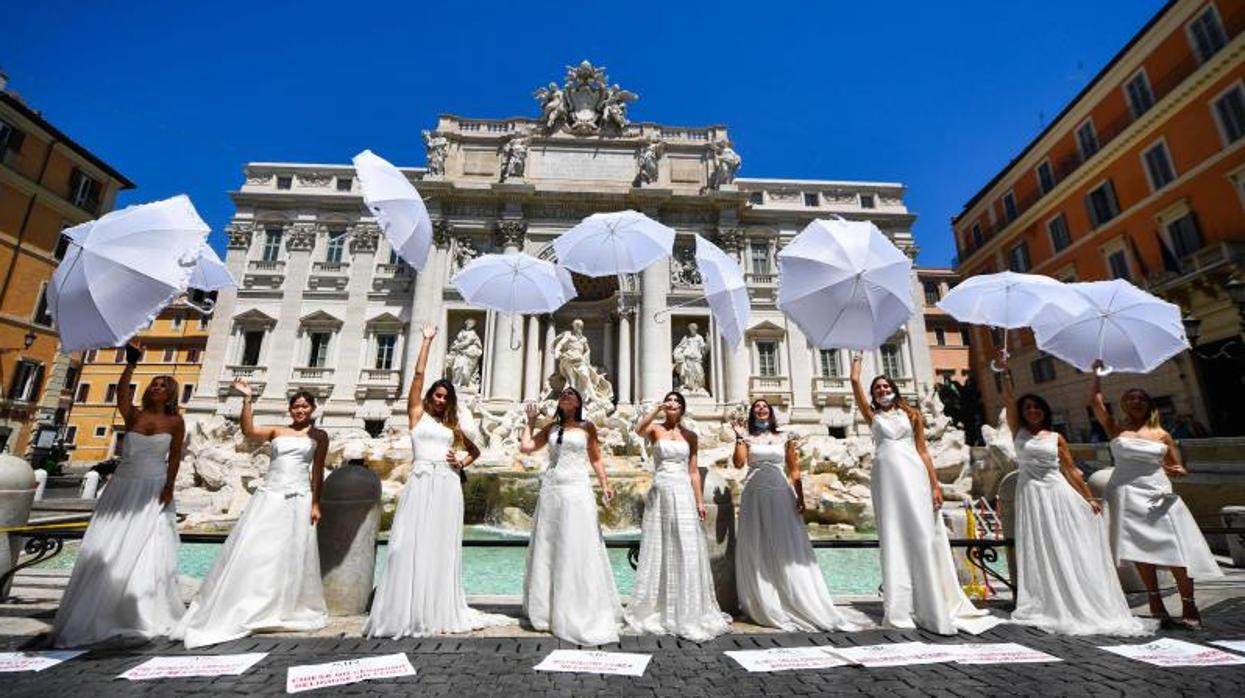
[353,149,433,270]
[657,235,750,348]
[48,195,210,352]
[777,218,914,351]
[937,271,1088,370]
[1033,279,1188,375]
[553,210,675,277]
[452,252,578,348]
[187,244,236,292]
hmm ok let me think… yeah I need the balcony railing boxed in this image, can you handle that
[248,260,285,271]
[373,263,414,292]
[312,261,349,273]
[309,261,350,292]
[811,376,849,407]
[356,368,402,399]
[745,273,777,287]
[244,260,285,289]
[749,375,791,403]
[292,367,335,382]
[219,365,266,396]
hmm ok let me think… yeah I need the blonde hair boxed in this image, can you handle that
[141,375,180,416]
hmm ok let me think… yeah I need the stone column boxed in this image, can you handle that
[617,311,632,404]
[722,338,749,404]
[331,224,380,406]
[486,221,526,403]
[263,222,317,399]
[193,222,253,402]
[638,257,672,402]
[784,319,815,416]
[602,319,614,384]
[523,315,542,400]
[404,221,450,389]
[542,318,557,395]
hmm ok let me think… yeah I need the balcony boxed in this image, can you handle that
[219,365,267,396]
[744,273,778,305]
[356,368,402,400]
[243,260,285,289]
[811,376,849,406]
[1153,241,1245,292]
[290,366,335,398]
[308,261,350,292]
[373,263,414,293]
[748,375,791,404]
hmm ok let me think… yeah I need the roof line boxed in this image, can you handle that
[1,92,135,189]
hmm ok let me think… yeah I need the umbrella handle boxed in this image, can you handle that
[989,331,1010,372]
[652,295,703,324]
[183,296,217,316]
[1094,364,1114,377]
[509,315,523,351]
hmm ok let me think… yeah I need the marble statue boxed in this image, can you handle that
[500,134,529,182]
[601,83,638,131]
[451,237,480,273]
[634,141,663,186]
[533,82,567,130]
[709,141,741,189]
[422,130,448,176]
[532,61,638,135]
[446,318,484,392]
[669,246,701,286]
[672,323,709,395]
[551,318,614,406]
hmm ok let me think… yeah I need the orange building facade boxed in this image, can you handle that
[919,268,972,385]
[953,0,1245,440]
[0,77,134,454]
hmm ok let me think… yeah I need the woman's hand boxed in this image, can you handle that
[124,340,143,367]
[794,492,805,515]
[446,449,462,471]
[730,417,748,440]
[995,348,1009,372]
[1164,463,1187,478]
[601,482,615,505]
[159,484,174,508]
[931,484,943,512]
[524,401,539,426]
[850,353,862,381]
[421,322,437,340]
[1088,498,1103,515]
[696,502,706,521]
[310,502,322,525]
[231,377,252,397]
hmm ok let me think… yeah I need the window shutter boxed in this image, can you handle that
[7,128,24,153]
[30,364,46,401]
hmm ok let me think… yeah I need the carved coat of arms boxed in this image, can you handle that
[532,60,637,135]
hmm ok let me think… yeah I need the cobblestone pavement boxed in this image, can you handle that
[3,596,1245,696]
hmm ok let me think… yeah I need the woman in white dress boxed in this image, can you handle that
[1090,363,1222,629]
[51,342,185,647]
[520,387,622,645]
[366,323,512,638]
[175,382,329,648]
[998,357,1148,636]
[625,391,730,641]
[849,356,983,635]
[732,399,856,632]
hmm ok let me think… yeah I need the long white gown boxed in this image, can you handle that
[1010,430,1150,636]
[366,414,514,638]
[1105,436,1222,579]
[624,439,731,641]
[50,432,184,647]
[175,436,327,648]
[523,428,622,645]
[735,433,856,632]
[871,409,984,635]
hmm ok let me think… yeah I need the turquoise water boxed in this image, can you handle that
[34,526,1007,597]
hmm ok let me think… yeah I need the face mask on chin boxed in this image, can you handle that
[876,394,895,407]
[753,419,771,431]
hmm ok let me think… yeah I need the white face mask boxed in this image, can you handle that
[753,419,771,431]
[876,394,895,407]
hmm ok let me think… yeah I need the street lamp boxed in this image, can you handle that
[22,331,35,349]
[1182,313,1203,347]
[1227,278,1245,316]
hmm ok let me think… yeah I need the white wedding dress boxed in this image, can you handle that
[871,409,984,635]
[624,439,730,641]
[51,432,184,647]
[523,428,622,645]
[735,433,856,632]
[366,414,515,638]
[1105,436,1221,579]
[1010,430,1150,636]
[176,436,327,648]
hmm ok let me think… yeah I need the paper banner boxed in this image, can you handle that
[118,653,268,681]
[725,647,849,672]
[1099,639,1245,667]
[947,643,1061,664]
[533,650,651,677]
[1210,640,1245,655]
[0,650,86,673]
[829,642,956,667]
[953,614,1009,636]
[286,653,416,694]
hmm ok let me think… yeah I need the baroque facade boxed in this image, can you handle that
[190,62,936,444]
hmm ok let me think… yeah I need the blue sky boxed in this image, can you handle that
[7,0,1166,267]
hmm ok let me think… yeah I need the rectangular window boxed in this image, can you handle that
[757,341,778,377]
[181,384,195,404]
[1107,250,1131,280]
[199,315,210,330]
[1214,85,1245,144]
[162,348,175,363]
[1125,71,1155,117]
[240,330,264,366]
[262,228,283,261]
[1166,213,1203,259]
[85,349,98,363]
[1189,5,1228,62]
[1008,241,1031,272]
[64,426,78,444]
[819,349,841,378]
[1076,120,1098,159]
[749,243,770,275]
[1036,160,1055,194]
[1142,141,1176,191]
[860,194,876,209]
[187,348,201,363]
[1085,180,1120,228]
[336,176,352,192]
[971,223,984,248]
[53,231,72,261]
[1002,190,1018,223]
[76,383,90,402]
[1031,355,1057,384]
[68,169,101,212]
[1048,213,1072,253]
[0,119,26,154]
[7,360,43,401]
[934,328,947,346]
[112,432,126,457]
[375,334,397,370]
[325,230,347,263]
[880,343,904,377]
[803,192,819,207]
[105,383,118,404]
[32,285,53,327]
[94,425,107,438]
[307,332,331,368]
[276,175,293,190]
[923,280,940,305]
[170,313,183,328]
[960,329,971,346]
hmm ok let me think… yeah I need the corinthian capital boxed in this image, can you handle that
[497,219,527,248]
[225,222,254,249]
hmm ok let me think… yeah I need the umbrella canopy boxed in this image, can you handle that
[48,195,210,352]
[1033,279,1188,374]
[693,234,750,348]
[553,210,675,277]
[777,218,914,351]
[187,244,236,292]
[353,149,433,270]
[937,271,1086,329]
[452,252,577,314]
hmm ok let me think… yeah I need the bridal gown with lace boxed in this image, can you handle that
[366,414,515,638]
[1105,436,1221,579]
[624,439,730,641]
[1010,430,1150,636]
[176,436,327,648]
[871,409,984,635]
[523,428,622,645]
[735,433,857,632]
[50,432,184,647]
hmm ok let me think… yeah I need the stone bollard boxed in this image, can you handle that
[1221,506,1245,568]
[33,469,46,501]
[700,466,737,614]
[1086,468,1173,593]
[0,454,37,599]
[996,471,1018,588]
[80,471,100,500]
[316,460,381,616]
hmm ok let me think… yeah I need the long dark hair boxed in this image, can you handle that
[423,378,460,430]
[1122,387,1162,430]
[141,375,180,416]
[1016,393,1053,433]
[747,398,780,435]
[555,387,584,444]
